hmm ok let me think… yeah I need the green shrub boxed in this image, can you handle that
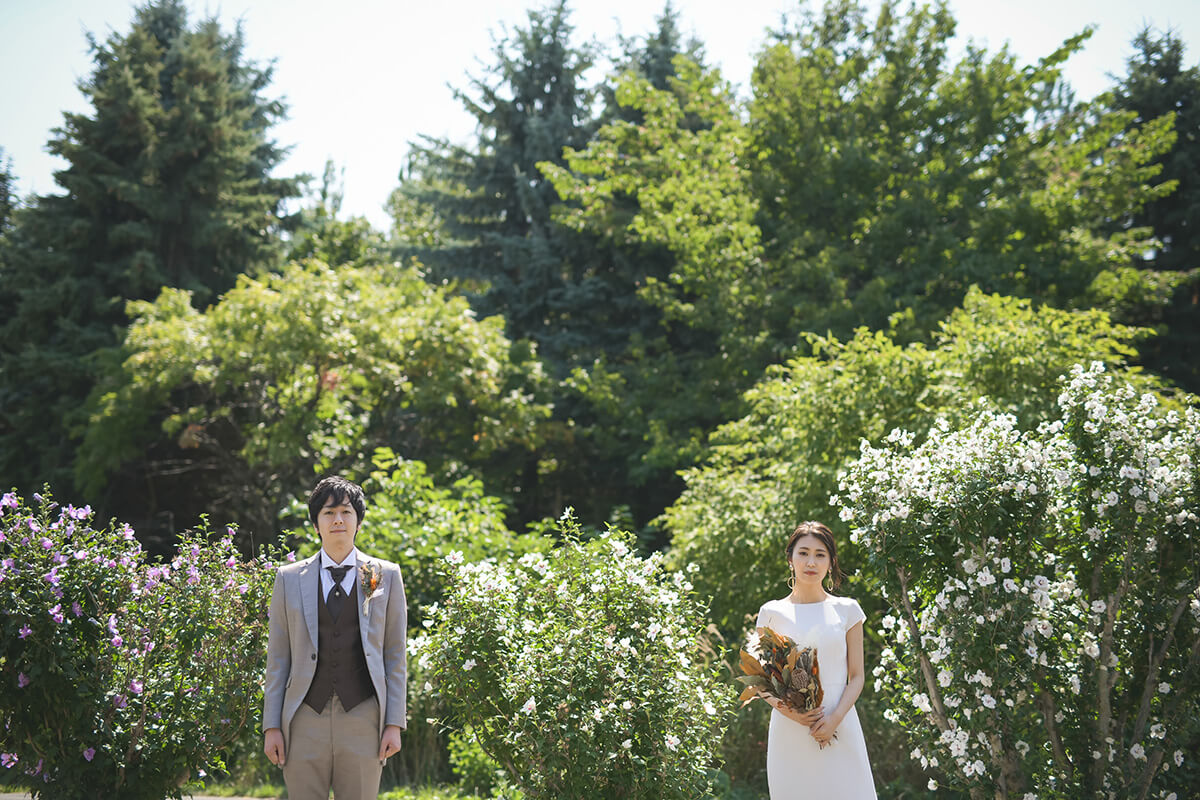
[837,363,1200,798]
[422,513,729,799]
[0,491,278,800]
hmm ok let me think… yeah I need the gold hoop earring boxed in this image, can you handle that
[787,572,796,589]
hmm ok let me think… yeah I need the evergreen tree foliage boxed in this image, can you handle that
[288,159,388,267]
[0,148,15,236]
[395,0,600,363]
[1110,27,1200,392]
[393,3,712,530]
[0,0,300,496]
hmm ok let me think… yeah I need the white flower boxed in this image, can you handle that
[445,550,464,565]
[593,707,604,721]
[1000,557,1011,573]
[938,669,953,688]
[912,693,933,713]
[962,557,979,574]
[1159,682,1172,694]
[981,693,996,708]
[1016,741,1030,756]
[1003,578,1018,593]
[703,701,717,715]
[665,734,680,751]
[462,658,476,670]
[1174,750,1184,766]
[1150,723,1166,739]
[1083,640,1100,658]
[521,697,536,714]
[621,739,632,749]
[1091,600,1107,614]
[1036,619,1053,637]
[1023,794,1037,800]
[1131,743,1146,761]
[976,568,996,587]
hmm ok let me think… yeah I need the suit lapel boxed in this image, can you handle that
[298,554,320,649]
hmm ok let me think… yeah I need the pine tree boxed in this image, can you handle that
[395,0,600,367]
[0,0,300,496]
[1111,28,1200,391]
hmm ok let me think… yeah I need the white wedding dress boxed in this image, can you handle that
[756,595,878,799]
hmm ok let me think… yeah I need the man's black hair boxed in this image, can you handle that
[307,476,367,528]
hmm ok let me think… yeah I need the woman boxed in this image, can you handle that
[754,521,877,799]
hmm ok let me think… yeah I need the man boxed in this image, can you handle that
[262,476,407,799]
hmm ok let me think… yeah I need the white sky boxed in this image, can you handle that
[2,0,1198,230]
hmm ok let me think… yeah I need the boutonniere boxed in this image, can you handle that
[359,560,383,614]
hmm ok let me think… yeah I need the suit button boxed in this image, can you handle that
[333,629,341,638]
[311,654,317,661]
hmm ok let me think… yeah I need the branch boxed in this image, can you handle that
[1130,593,1189,744]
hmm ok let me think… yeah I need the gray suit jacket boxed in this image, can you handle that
[262,548,407,751]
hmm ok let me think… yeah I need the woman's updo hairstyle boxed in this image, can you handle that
[785,521,844,591]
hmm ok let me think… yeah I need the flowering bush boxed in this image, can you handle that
[836,363,1199,799]
[0,491,278,800]
[421,513,730,799]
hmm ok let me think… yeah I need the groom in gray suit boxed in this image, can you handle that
[262,476,407,800]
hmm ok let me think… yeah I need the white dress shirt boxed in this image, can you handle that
[318,548,358,602]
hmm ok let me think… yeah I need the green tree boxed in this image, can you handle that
[747,0,1174,344]
[543,56,762,528]
[288,159,388,268]
[1109,27,1200,392]
[0,0,300,497]
[394,0,599,359]
[77,260,548,550]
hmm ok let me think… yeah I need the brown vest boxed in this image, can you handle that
[304,575,375,712]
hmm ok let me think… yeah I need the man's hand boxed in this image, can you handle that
[378,724,403,763]
[263,728,286,767]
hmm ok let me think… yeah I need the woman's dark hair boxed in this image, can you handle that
[307,476,367,528]
[785,521,844,591]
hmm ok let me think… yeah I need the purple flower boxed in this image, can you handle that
[18,624,31,639]
[74,549,88,560]
[72,601,82,617]
[1,492,18,511]
[187,567,199,585]
[112,694,127,709]
[52,553,67,565]
[107,614,119,633]
[40,537,52,549]
[17,673,30,688]
[225,556,237,567]
[49,605,64,624]
[1,558,12,569]
[237,583,249,595]
[44,568,61,586]
[286,551,297,562]
[129,679,143,695]
[1,753,17,768]
[110,635,123,648]
[82,747,95,762]
[65,505,90,520]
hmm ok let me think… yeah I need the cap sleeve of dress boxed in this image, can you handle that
[755,603,774,630]
[842,598,866,632]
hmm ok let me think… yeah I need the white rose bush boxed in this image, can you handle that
[836,363,1199,799]
[421,512,729,799]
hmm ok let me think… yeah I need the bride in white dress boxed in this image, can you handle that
[753,521,877,799]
